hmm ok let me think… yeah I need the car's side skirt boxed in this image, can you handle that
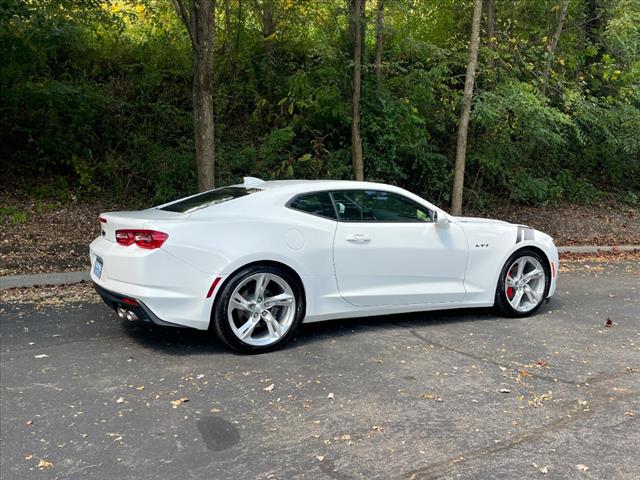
[302,300,495,323]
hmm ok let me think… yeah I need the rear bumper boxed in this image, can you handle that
[89,236,223,330]
[93,282,184,328]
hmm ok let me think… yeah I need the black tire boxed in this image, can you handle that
[211,264,305,353]
[494,248,550,317]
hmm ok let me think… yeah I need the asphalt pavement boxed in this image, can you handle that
[1,261,638,479]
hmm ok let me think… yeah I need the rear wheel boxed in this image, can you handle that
[212,265,305,353]
[494,249,549,317]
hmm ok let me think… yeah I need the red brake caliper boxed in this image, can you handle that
[506,271,515,299]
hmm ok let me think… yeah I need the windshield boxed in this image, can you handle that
[159,187,261,213]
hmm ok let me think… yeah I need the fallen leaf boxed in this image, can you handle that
[263,384,275,392]
[539,465,549,474]
[116,397,124,404]
[170,397,189,408]
[37,459,53,470]
[605,318,613,327]
[316,456,325,462]
[419,392,442,401]
[576,464,589,472]
[136,385,145,390]
[34,354,49,359]
[26,420,33,425]
[499,366,507,372]
[624,411,634,417]
[519,369,531,377]
[327,393,335,400]
[537,359,548,367]
[529,391,553,407]
[210,408,221,413]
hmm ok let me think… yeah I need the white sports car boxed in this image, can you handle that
[90,178,558,353]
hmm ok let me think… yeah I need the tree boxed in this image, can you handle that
[172,0,216,191]
[350,0,365,181]
[542,0,569,95]
[254,0,276,91]
[451,0,483,216]
[374,0,385,88]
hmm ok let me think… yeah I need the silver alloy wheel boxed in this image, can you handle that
[504,256,546,313]
[227,272,296,346]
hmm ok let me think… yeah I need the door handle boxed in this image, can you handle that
[345,234,371,243]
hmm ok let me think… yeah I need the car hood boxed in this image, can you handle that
[451,216,511,226]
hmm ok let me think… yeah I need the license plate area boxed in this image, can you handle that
[93,256,103,279]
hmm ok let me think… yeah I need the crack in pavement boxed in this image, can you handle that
[394,322,614,387]
[402,388,637,480]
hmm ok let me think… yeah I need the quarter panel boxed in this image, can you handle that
[181,209,343,319]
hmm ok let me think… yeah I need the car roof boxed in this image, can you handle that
[233,179,406,195]
[177,178,443,218]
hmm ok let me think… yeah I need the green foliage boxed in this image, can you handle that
[0,205,27,225]
[0,0,638,207]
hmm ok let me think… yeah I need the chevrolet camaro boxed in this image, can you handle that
[90,178,558,353]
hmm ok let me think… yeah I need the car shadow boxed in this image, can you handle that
[119,305,503,356]
[120,320,229,356]
[293,307,499,346]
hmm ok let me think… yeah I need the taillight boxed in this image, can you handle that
[115,229,168,249]
[99,216,107,223]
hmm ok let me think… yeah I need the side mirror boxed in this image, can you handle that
[434,211,450,228]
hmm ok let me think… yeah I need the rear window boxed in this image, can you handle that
[160,187,260,213]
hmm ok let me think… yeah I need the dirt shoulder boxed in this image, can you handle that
[1,195,638,276]
[0,196,124,276]
[472,202,640,246]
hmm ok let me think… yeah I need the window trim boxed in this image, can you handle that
[285,190,339,221]
[328,189,435,224]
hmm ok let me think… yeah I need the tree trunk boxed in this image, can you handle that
[451,0,483,216]
[374,0,385,88]
[542,0,569,95]
[486,0,495,68]
[350,0,364,181]
[172,0,216,192]
[256,0,276,94]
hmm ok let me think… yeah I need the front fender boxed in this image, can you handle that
[461,224,558,304]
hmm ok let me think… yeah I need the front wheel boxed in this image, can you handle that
[212,265,305,353]
[494,249,550,317]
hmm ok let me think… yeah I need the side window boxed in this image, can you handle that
[331,190,433,223]
[288,192,337,219]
